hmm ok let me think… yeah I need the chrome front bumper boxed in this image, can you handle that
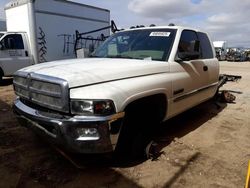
[13,98,124,154]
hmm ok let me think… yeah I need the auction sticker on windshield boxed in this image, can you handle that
[149,32,171,37]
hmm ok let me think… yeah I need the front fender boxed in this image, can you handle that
[70,73,172,113]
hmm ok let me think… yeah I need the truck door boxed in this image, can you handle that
[0,34,32,76]
[169,30,218,117]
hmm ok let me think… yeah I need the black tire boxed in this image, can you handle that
[0,68,3,83]
[114,95,166,161]
[114,107,159,160]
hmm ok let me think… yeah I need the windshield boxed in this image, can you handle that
[93,29,176,62]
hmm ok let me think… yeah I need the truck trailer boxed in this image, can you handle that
[213,41,227,61]
[0,0,110,81]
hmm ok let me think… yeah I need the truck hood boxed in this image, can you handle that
[19,58,169,88]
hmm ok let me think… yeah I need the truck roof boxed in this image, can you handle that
[0,31,26,34]
[118,25,203,33]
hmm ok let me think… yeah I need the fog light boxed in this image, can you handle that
[76,128,100,141]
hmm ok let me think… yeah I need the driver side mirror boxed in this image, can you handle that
[176,40,200,61]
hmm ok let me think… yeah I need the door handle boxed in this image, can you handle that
[25,51,28,57]
[203,66,208,71]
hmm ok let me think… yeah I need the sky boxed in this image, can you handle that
[0,0,250,47]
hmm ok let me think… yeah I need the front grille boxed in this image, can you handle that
[13,72,69,113]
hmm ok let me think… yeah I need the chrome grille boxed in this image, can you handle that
[13,72,69,113]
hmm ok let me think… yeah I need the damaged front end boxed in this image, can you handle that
[12,72,124,154]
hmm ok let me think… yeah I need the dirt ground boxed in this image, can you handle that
[0,61,249,188]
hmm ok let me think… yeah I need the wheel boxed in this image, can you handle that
[114,114,152,160]
[114,107,159,160]
[0,69,3,83]
[114,95,166,161]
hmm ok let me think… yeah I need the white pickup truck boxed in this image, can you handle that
[13,25,220,157]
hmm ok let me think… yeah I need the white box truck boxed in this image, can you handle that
[213,41,227,61]
[0,0,110,81]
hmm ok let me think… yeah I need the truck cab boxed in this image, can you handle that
[0,32,32,80]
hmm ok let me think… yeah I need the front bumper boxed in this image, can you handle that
[13,98,124,154]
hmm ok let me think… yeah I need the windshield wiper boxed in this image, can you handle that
[106,55,134,59]
[88,54,101,58]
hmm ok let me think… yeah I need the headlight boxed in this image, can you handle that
[70,99,116,116]
[75,127,100,141]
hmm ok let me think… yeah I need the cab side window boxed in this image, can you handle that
[197,32,214,59]
[1,34,24,50]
